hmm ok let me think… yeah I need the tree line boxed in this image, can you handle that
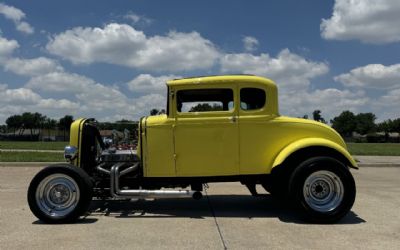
[2,112,139,141]
[331,111,400,139]
[305,110,400,141]
[2,109,400,142]
[4,112,74,140]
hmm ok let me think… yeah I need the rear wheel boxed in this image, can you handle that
[27,165,93,223]
[289,157,356,223]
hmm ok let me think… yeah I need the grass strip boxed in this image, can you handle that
[0,141,66,150]
[347,143,400,156]
[0,151,64,162]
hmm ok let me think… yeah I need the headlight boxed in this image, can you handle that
[64,146,78,162]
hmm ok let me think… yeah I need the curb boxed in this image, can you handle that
[357,163,400,168]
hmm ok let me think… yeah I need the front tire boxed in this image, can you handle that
[27,164,93,223]
[289,157,356,223]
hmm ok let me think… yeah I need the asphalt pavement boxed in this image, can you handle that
[0,165,400,250]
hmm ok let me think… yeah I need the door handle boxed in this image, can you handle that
[229,116,238,123]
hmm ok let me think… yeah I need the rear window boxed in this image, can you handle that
[177,89,234,113]
[240,88,266,110]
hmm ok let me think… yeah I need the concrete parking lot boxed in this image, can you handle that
[1,166,399,250]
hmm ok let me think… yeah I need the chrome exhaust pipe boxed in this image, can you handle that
[110,163,199,199]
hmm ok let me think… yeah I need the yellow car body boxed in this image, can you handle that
[71,75,356,177]
[30,75,357,224]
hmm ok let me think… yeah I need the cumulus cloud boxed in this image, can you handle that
[127,74,180,94]
[0,87,41,104]
[124,12,152,25]
[26,72,96,92]
[220,49,329,90]
[280,88,369,120]
[3,57,63,76]
[46,23,219,72]
[334,64,400,89]
[321,0,400,44]
[243,36,259,52]
[0,83,83,123]
[218,48,371,120]
[0,35,19,58]
[0,3,34,34]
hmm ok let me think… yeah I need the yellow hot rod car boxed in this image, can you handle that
[28,75,356,223]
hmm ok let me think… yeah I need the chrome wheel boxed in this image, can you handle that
[35,174,80,218]
[303,170,344,213]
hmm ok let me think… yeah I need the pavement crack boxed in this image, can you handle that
[205,189,228,250]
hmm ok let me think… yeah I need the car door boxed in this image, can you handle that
[238,84,276,175]
[173,85,239,177]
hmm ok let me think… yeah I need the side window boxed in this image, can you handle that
[240,88,266,110]
[177,88,234,113]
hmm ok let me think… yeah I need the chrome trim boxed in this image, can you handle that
[110,163,196,199]
[64,146,78,163]
[35,174,80,218]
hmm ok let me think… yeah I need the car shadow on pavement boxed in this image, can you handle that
[32,218,98,225]
[88,194,366,225]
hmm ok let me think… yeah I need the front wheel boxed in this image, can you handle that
[289,157,356,223]
[27,164,93,223]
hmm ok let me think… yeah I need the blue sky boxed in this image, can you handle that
[1,0,400,123]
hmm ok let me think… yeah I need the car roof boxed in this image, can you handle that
[166,75,276,87]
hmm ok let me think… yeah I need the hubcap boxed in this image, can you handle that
[35,174,80,218]
[303,170,344,213]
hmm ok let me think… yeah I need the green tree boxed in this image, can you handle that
[312,110,326,123]
[5,114,22,135]
[150,109,159,115]
[377,119,393,140]
[43,118,57,140]
[355,113,376,135]
[331,111,357,137]
[391,118,400,134]
[20,112,44,137]
[189,103,223,112]
[59,115,74,141]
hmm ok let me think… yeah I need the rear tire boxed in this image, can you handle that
[27,164,93,224]
[289,157,356,223]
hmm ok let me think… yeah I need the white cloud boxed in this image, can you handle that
[3,57,63,76]
[220,49,329,90]
[26,72,96,92]
[243,36,259,52]
[25,71,130,112]
[0,3,24,20]
[0,36,19,58]
[16,21,34,34]
[0,3,34,34]
[321,0,400,44]
[37,98,80,110]
[127,74,180,94]
[335,64,400,89]
[372,88,400,119]
[0,87,41,105]
[280,88,369,120]
[46,23,219,72]
[218,48,371,120]
[124,12,152,25]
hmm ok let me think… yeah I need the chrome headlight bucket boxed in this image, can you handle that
[64,146,78,162]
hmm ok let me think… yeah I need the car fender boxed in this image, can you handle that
[272,137,358,169]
